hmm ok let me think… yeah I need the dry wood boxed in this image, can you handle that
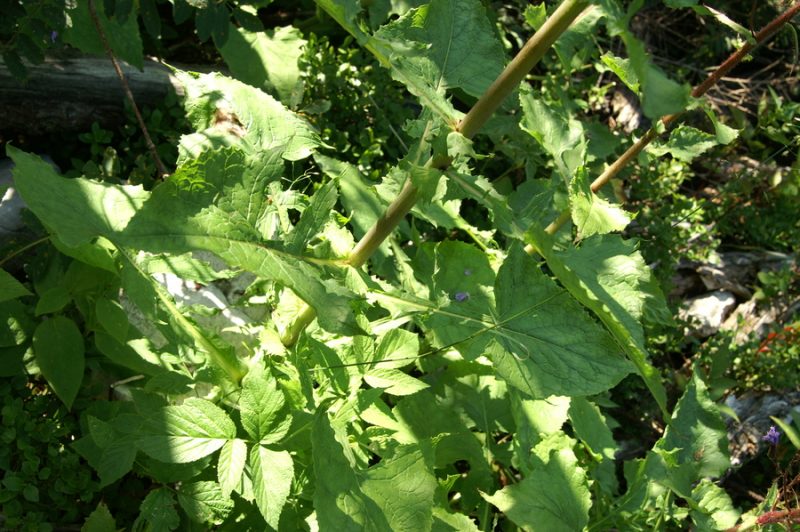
[0,56,184,135]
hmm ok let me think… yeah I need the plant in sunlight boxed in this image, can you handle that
[3,0,800,529]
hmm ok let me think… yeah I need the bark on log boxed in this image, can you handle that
[0,56,185,136]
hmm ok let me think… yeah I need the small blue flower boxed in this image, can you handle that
[762,426,780,446]
[463,268,472,276]
[454,291,470,302]
[50,31,58,43]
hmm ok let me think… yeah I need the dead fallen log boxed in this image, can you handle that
[0,56,188,136]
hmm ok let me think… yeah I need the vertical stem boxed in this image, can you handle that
[458,0,590,139]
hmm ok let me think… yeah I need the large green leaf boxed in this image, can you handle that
[568,397,619,495]
[32,316,85,409]
[249,445,294,529]
[371,0,505,124]
[658,371,730,479]
[526,228,669,416]
[138,398,235,463]
[482,434,591,532]
[219,25,306,108]
[9,146,362,338]
[313,413,437,531]
[176,71,321,162]
[424,244,633,398]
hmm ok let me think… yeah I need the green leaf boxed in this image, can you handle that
[32,316,85,409]
[10,146,362,339]
[568,397,619,495]
[219,25,306,108]
[482,440,591,532]
[0,299,34,348]
[88,417,138,486]
[432,507,481,531]
[176,71,320,162]
[568,167,630,238]
[425,243,633,398]
[313,413,437,531]
[624,36,691,119]
[315,0,369,45]
[138,398,236,463]
[704,108,739,145]
[490,246,633,398]
[286,179,339,253]
[177,481,234,525]
[658,371,730,479]
[81,502,116,532]
[249,445,294,529]
[63,1,144,69]
[519,88,587,181]
[94,333,164,375]
[217,438,247,498]
[372,0,505,124]
[648,125,719,162]
[525,229,669,417]
[690,479,740,530]
[9,147,150,248]
[600,53,639,92]
[0,269,31,302]
[34,285,72,315]
[134,488,180,532]
[95,298,129,343]
[363,367,429,395]
[239,367,293,444]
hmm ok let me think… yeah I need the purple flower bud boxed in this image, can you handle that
[454,291,470,302]
[50,31,58,43]
[762,426,780,446]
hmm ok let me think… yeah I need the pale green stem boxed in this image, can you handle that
[458,0,590,139]
[282,0,593,347]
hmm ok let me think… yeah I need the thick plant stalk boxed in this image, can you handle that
[457,0,589,139]
[525,0,800,252]
[280,0,590,347]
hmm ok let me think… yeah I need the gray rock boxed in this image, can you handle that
[680,290,737,337]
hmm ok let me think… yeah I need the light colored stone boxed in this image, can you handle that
[680,290,737,337]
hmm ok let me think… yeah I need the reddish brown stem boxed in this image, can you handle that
[756,508,800,525]
[87,0,168,179]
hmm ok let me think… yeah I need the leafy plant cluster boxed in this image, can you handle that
[0,376,100,531]
[2,0,799,530]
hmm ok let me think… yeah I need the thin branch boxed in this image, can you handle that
[87,0,168,179]
[524,0,800,253]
